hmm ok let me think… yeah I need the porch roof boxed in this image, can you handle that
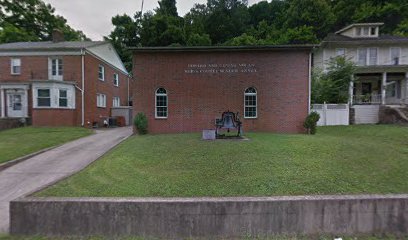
[355,65,408,74]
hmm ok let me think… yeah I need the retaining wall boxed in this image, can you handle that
[10,195,408,238]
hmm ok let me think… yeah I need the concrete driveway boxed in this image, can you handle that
[0,127,132,233]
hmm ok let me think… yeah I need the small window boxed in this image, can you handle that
[356,27,361,36]
[363,27,369,35]
[37,89,51,107]
[155,88,168,118]
[98,65,105,81]
[368,48,377,65]
[11,58,21,75]
[113,97,120,107]
[358,48,367,66]
[59,89,68,107]
[113,73,119,86]
[390,47,400,65]
[97,93,106,108]
[244,87,257,118]
[335,48,345,57]
[51,58,63,77]
[370,27,376,36]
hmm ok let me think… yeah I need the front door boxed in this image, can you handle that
[7,93,25,117]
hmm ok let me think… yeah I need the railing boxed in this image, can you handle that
[353,94,382,104]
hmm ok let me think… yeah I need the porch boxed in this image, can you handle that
[0,84,30,119]
[350,71,408,105]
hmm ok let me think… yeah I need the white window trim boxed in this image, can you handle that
[357,48,378,66]
[113,96,120,107]
[244,87,257,119]
[11,58,21,75]
[58,88,68,108]
[155,88,168,119]
[48,57,63,81]
[113,73,119,87]
[335,48,346,57]
[36,88,51,108]
[98,65,105,81]
[390,47,401,65]
[97,93,106,108]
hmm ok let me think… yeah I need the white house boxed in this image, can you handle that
[314,23,408,124]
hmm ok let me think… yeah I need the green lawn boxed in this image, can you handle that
[37,125,408,197]
[0,127,93,164]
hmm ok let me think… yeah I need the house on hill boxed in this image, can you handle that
[314,23,408,124]
[0,30,132,127]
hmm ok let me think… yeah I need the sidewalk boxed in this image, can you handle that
[0,127,132,233]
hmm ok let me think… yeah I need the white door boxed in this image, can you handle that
[7,93,25,117]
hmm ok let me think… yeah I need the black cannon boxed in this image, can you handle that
[215,111,242,137]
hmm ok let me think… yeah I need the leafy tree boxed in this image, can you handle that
[227,33,258,46]
[0,0,87,43]
[186,33,212,46]
[312,56,356,104]
[156,0,179,17]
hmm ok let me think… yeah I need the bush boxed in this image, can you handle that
[134,112,148,135]
[304,112,320,135]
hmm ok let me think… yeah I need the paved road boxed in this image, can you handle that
[0,127,132,233]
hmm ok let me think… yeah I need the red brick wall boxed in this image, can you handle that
[83,54,129,126]
[32,109,77,126]
[133,50,310,134]
[0,54,130,127]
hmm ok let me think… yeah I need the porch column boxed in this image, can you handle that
[349,75,354,105]
[24,88,28,117]
[0,88,5,118]
[406,72,408,104]
[382,72,387,105]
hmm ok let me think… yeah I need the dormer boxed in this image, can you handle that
[335,23,384,38]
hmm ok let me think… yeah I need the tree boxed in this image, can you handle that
[0,0,87,43]
[312,57,356,104]
[156,0,178,17]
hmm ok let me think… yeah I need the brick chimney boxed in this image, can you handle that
[52,29,64,43]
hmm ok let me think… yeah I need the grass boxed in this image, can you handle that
[37,125,408,197]
[0,127,93,164]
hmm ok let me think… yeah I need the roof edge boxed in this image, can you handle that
[129,45,318,52]
[335,23,384,34]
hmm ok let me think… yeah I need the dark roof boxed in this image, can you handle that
[323,33,408,43]
[130,45,317,52]
[0,41,106,51]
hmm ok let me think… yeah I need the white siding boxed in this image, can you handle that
[353,105,380,124]
[87,43,128,74]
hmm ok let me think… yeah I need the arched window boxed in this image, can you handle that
[244,87,257,118]
[155,88,168,118]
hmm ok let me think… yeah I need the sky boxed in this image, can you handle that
[42,0,263,41]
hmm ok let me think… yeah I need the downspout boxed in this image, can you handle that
[127,75,130,106]
[308,51,312,114]
[81,49,85,126]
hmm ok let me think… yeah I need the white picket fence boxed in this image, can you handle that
[311,103,349,126]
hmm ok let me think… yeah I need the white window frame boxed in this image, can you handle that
[36,88,51,107]
[335,48,346,57]
[390,47,401,65]
[113,96,120,107]
[155,88,168,119]
[244,87,257,119]
[97,93,106,108]
[11,58,21,75]
[58,89,68,108]
[357,48,378,66]
[49,57,63,80]
[98,65,105,81]
[113,73,119,86]
[368,47,378,66]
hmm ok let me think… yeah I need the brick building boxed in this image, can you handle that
[0,32,131,127]
[132,46,314,134]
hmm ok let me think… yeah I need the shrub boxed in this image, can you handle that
[134,112,148,135]
[304,112,320,135]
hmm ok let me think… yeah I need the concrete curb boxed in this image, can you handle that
[0,146,58,171]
